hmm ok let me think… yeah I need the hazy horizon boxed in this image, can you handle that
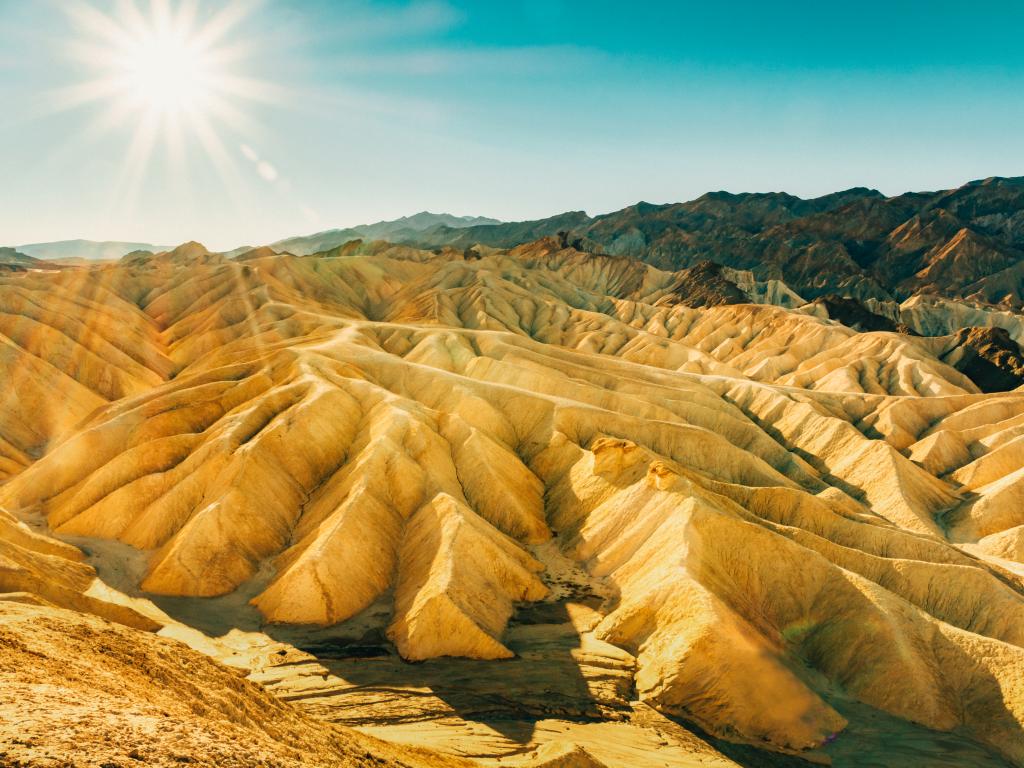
[10,173,1024,255]
[3,0,1023,250]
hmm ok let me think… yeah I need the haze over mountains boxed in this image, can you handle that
[16,239,171,262]
[6,177,1024,766]
[268,212,502,256]
[12,214,499,263]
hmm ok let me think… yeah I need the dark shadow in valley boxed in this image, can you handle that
[63,532,1020,767]
[268,598,614,746]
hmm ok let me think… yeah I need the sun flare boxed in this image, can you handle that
[117,26,215,115]
[54,0,276,206]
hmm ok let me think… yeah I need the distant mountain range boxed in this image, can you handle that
[11,178,1024,312]
[6,214,499,262]
[401,177,1024,309]
[262,177,1024,311]
[268,212,501,256]
[16,239,169,262]
[0,247,44,272]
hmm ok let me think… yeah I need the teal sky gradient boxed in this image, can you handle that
[1,0,1022,250]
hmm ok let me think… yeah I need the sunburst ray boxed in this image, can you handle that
[49,0,276,219]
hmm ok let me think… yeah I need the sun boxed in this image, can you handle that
[117,25,215,115]
[53,0,278,206]
[58,0,262,122]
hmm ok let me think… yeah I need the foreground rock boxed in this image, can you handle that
[0,601,472,768]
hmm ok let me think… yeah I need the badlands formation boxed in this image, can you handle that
[3,209,1024,766]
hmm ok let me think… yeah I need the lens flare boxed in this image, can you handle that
[51,0,279,212]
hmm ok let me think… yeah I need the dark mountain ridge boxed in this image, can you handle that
[405,176,1024,309]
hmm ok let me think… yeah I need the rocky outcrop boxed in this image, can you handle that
[0,601,470,767]
[941,326,1024,392]
[664,260,749,307]
[810,294,917,334]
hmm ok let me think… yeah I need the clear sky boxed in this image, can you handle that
[1,0,1023,251]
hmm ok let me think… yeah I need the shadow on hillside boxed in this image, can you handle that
[272,599,609,745]
[66,533,1019,766]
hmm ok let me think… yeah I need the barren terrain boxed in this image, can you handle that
[3,211,1024,766]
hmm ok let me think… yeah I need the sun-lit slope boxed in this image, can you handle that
[2,324,815,649]
[715,380,1024,566]
[0,601,472,768]
[0,266,174,479]
[15,238,978,400]
[0,506,160,630]
[5,241,1024,761]
[876,392,1024,562]
[614,300,979,396]
[536,441,1012,752]
[540,436,1024,761]
[379,239,979,397]
[0,242,436,481]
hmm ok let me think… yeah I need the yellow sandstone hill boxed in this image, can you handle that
[2,238,1024,766]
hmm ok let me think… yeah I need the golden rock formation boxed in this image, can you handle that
[3,239,1024,765]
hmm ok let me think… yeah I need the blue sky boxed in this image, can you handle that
[1,0,1022,250]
